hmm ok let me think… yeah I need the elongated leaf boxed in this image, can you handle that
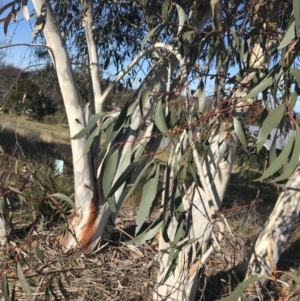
[162,0,170,23]
[141,26,160,49]
[269,132,277,165]
[233,117,247,150]
[102,150,118,198]
[17,263,32,296]
[281,271,300,285]
[181,30,193,41]
[2,273,10,301]
[256,134,295,181]
[0,1,17,15]
[291,68,300,86]
[197,80,206,114]
[82,126,100,156]
[256,104,285,147]
[278,20,295,49]
[155,98,170,137]
[294,0,300,37]
[52,193,75,210]
[241,76,272,100]
[22,0,29,20]
[290,86,299,110]
[121,158,155,206]
[106,157,142,201]
[176,4,185,35]
[72,113,105,139]
[273,126,300,181]
[4,12,12,37]
[57,276,68,299]
[136,163,160,235]
[128,218,163,245]
[35,243,44,263]
[216,277,261,301]
[32,4,47,36]
[139,89,152,117]
[230,29,239,48]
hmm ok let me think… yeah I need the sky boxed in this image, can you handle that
[0,1,37,69]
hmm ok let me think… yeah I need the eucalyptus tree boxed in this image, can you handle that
[1,0,300,300]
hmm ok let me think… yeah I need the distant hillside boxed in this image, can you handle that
[0,65,27,105]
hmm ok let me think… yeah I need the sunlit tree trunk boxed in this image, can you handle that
[32,0,96,252]
[247,166,300,285]
[154,0,279,299]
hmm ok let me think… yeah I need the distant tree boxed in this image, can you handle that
[4,79,56,120]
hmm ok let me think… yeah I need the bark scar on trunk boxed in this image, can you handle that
[79,181,99,252]
[189,261,200,279]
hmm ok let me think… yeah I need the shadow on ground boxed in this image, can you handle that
[0,126,73,174]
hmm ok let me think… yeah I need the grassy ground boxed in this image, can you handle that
[1,114,71,145]
[1,115,300,300]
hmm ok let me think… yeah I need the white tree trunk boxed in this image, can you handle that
[247,166,300,284]
[32,0,95,252]
[154,129,237,300]
[0,197,9,245]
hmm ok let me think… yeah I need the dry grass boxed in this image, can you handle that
[1,114,71,145]
[1,117,300,300]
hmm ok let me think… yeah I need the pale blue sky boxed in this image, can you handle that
[0,2,36,69]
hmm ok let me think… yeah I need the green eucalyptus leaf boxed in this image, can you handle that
[82,126,100,156]
[113,102,130,131]
[291,68,300,86]
[290,86,299,111]
[121,158,155,207]
[269,132,278,165]
[155,98,170,138]
[278,20,295,49]
[182,30,193,41]
[72,113,105,139]
[256,104,285,147]
[273,125,300,181]
[294,0,300,37]
[52,193,75,210]
[102,150,119,199]
[241,76,273,100]
[107,196,116,212]
[176,4,185,34]
[136,163,160,235]
[198,80,206,114]
[162,0,170,23]
[141,25,160,49]
[128,218,163,245]
[35,242,44,263]
[139,89,152,117]
[233,117,247,150]
[106,156,142,201]
[282,271,300,285]
[216,277,261,301]
[1,274,10,301]
[256,134,295,181]
[17,263,32,296]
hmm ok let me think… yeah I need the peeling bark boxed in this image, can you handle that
[247,166,300,284]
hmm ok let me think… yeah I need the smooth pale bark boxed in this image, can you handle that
[31,0,95,252]
[0,197,9,245]
[61,41,188,251]
[60,0,212,252]
[247,166,300,285]
[154,131,237,300]
[154,0,281,297]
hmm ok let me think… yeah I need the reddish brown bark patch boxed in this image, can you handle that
[79,185,99,252]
